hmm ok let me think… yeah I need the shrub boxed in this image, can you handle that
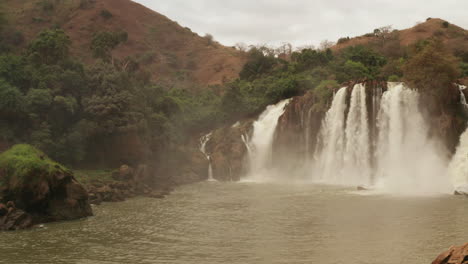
[388,75,400,82]
[442,21,449,28]
[100,9,113,19]
[0,144,68,188]
[40,0,54,12]
[337,37,350,44]
[204,34,214,45]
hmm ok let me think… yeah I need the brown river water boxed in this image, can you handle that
[0,182,467,264]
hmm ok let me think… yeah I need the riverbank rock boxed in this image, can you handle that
[0,144,93,230]
[432,243,468,264]
[0,202,33,231]
[208,120,252,181]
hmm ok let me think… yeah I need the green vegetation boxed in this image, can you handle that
[91,31,128,60]
[0,144,68,188]
[100,9,113,19]
[74,169,116,185]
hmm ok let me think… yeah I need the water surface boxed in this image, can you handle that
[1,182,467,264]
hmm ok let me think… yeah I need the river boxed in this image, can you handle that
[1,182,467,264]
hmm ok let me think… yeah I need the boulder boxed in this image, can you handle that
[0,202,33,231]
[454,185,468,196]
[0,144,93,229]
[432,243,468,264]
[112,164,135,181]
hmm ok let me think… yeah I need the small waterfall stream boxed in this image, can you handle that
[199,132,215,181]
[244,99,291,181]
[447,84,468,192]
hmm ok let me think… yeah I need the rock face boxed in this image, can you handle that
[0,202,33,231]
[432,243,468,264]
[0,144,93,230]
[275,90,326,169]
[207,121,252,181]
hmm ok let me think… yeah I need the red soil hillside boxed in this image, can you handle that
[3,0,247,85]
[333,18,467,54]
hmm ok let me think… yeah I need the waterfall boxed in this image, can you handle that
[304,106,314,161]
[312,82,450,193]
[448,128,468,191]
[244,99,291,181]
[314,87,348,183]
[374,83,449,193]
[343,83,371,185]
[448,84,468,192]
[199,132,215,181]
[459,84,468,110]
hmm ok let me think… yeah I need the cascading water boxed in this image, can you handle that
[199,132,215,181]
[458,84,468,111]
[343,84,371,185]
[314,87,348,183]
[304,106,314,161]
[447,84,468,192]
[312,82,450,193]
[374,83,449,193]
[244,99,291,181]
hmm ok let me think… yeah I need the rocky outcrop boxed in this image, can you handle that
[0,144,93,230]
[85,164,173,205]
[432,243,468,264]
[275,90,325,168]
[0,202,33,231]
[207,121,252,181]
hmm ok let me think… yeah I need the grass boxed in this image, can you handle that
[0,144,69,189]
[73,169,118,185]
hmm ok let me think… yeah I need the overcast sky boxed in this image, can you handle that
[133,0,468,48]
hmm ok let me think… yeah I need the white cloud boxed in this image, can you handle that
[133,0,468,47]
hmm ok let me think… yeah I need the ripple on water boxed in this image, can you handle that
[0,182,467,264]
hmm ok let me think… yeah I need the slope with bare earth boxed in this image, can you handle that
[333,18,467,54]
[2,0,247,85]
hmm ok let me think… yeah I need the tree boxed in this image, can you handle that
[0,79,24,115]
[26,89,52,113]
[28,29,71,65]
[403,40,460,97]
[91,31,128,60]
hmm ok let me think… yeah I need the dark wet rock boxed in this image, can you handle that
[0,207,33,231]
[432,243,468,264]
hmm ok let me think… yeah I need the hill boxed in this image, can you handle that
[1,0,246,85]
[333,18,467,55]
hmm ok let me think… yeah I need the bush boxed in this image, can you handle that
[100,9,113,19]
[91,31,128,60]
[40,0,54,12]
[337,37,350,44]
[204,34,214,45]
[0,144,68,188]
[442,21,449,28]
[388,75,400,82]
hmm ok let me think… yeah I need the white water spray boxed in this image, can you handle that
[343,84,371,185]
[200,132,215,181]
[448,84,468,191]
[244,99,291,181]
[314,87,348,183]
[313,82,450,193]
[375,83,449,193]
